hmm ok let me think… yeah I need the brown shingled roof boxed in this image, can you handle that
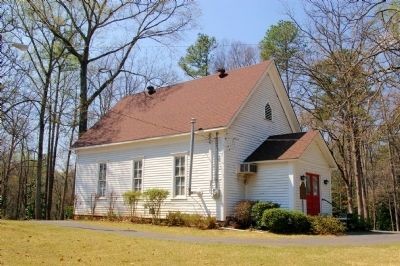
[244,131,319,162]
[74,61,272,148]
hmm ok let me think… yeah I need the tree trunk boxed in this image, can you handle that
[16,142,25,219]
[371,178,376,230]
[1,135,17,217]
[78,62,88,134]
[46,72,62,219]
[60,115,77,219]
[388,140,399,231]
[35,73,51,220]
[389,196,394,231]
[44,105,53,219]
[349,126,364,218]
[70,162,77,206]
[46,113,55,220]
[48,109,61,219]
[356,139,368,219]
[24,149,31,218]
[336,137,354,214]
[344,180,354,214]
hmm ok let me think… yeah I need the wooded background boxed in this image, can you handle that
[0,0,399,231]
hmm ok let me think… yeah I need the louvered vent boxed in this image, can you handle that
[265,103,272,120]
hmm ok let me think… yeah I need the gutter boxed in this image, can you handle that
[72,126,227,151]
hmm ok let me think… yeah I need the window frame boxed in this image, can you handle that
[97,162,107,197]
[132,158,144,192]
[264,102,272,121]
[173,155,187,198]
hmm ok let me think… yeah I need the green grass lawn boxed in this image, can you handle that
[1,220,400,265]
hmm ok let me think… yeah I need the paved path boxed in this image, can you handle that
[36,220,400,247]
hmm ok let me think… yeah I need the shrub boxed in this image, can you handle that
[123,190,142,219]
[186,214,217,230]
[166,212,218,229]
[233,200,255,228]
[64,206,74,219]
[166,211,185,226]
[143,188,169,224]
[308,216,345,235]
[182,213,203,228]
[346,214,372,232]
[106,212,119,221]
[262,208,310,234]
[251,201,280,229]
[204,216,218,229]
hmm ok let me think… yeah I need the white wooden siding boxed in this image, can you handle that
[223,73,294,217]
[293,141,332,215]
[74,133,225,220]
[245,162,291,208]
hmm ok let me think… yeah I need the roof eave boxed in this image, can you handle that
[314,133,338,169]
[72,126,227,151]
[247,158,297,164]
[225,61,271,130]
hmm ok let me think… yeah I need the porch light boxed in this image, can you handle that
[323,179,329,185]
[300,175,305,181]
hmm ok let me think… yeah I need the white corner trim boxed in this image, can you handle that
[288,163,295,209]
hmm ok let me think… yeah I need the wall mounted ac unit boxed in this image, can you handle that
[238,163,257,174]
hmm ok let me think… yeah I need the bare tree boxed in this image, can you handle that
[26,0,196,134]
[213,40,259,71]
[288,0,400,222]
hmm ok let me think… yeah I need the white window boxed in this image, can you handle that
[174,156,186,196]
[98,163,107,197]
[265,103,272,120]
[133,160,143,192]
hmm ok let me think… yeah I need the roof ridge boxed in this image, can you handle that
[124,61,272,100]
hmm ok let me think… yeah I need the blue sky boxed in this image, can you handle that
[167,0,304,79]
[136,1,305,81]
[185,0,303,45]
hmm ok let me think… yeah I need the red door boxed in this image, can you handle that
[306,173,320,216]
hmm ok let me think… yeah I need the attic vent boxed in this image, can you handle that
[217,68,228,78]
[238,163,257,174]
[265,103,272,120]
[147,86,156,95]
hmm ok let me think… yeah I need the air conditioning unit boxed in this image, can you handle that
[238,163,257,174]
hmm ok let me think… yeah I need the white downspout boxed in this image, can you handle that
[188,118,201,196]
[212,132,221,199]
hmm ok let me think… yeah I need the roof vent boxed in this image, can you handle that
[217,68,228,78]
[147,86,156,95]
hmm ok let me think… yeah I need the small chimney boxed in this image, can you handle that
[217,68,227,78]
[147,86,155,95]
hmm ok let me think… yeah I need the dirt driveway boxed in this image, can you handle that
[37,220,400,247]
